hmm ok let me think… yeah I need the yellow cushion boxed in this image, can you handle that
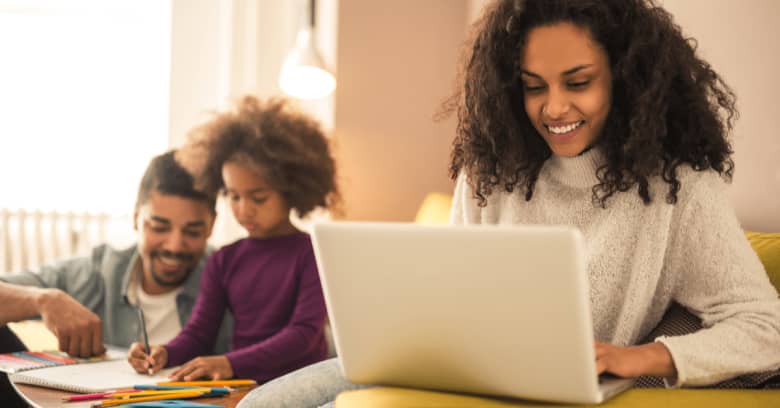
[414,192,453,225]
[335,387,780,407]
[746,231,780,293]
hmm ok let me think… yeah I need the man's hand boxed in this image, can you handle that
[36,289,106,358]
[594,341,676,378]
[169,356,234,381]
[128,342,167,374]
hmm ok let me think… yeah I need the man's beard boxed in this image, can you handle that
[149,249,195,287]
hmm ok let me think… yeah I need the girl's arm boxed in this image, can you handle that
[654,173,780,386]
[223,249,326,381]
[165,253,228,367]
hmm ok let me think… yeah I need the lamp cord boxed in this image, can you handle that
[309,0,316,28]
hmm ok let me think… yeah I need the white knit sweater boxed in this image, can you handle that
[450,148,780,387]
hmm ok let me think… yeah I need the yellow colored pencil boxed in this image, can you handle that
[96,390,207,407]
[109,388,212,399]
[157,379,257,387]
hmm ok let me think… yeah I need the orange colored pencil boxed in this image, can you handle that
[109,388,212,399]
[94,390,208,407]
[157,379,257,387]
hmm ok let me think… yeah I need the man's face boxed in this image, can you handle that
[134,191,215,294]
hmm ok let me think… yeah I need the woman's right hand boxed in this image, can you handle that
[128,342,168,375]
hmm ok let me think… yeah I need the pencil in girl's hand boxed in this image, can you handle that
[135,307,153,375]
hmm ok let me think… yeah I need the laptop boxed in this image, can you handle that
[311,222,634,404]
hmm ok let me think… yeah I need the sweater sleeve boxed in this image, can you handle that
[655,174,780,387]
[165,253,228,366]
[224,249,326,379]
[450,171,481,225]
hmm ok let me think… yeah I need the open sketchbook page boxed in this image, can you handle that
[10,359,178,393]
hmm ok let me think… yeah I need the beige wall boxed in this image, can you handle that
[334,0,466,221]
[661,0,780,232]
[168,0,233,146]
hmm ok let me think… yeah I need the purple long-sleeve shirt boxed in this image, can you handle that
[164,233,328,383]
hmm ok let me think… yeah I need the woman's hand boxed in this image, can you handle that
[595,341,677,378]
[128,342,168,375]
[169,356,234,381]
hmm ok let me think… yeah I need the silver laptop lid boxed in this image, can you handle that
[313,222,609,404]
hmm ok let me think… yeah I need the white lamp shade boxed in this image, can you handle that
[279,28,336,100]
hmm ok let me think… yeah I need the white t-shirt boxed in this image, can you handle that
[136,284,183,346]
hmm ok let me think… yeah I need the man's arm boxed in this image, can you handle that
[0,281,47,324]
[0,281,105,357]
[0,254,107,357]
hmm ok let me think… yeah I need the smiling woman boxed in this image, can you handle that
[520,23,612,158]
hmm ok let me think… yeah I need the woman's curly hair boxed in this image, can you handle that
[177,96,340,218]
[443,0,736,207]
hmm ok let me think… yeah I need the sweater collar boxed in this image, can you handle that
[544,147,604,189]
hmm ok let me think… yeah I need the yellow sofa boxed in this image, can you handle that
[334,195,780,407]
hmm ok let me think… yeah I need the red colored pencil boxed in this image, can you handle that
[62,389,139,402]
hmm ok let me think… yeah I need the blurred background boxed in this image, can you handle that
[0,0,778,275]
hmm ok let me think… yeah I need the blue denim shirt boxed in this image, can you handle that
[0,244,233,353]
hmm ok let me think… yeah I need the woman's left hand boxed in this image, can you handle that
[594,341,676,378]
[169,355,234,381]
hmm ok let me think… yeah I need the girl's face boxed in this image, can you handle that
[520,22,612,157]
[222,161,297,239]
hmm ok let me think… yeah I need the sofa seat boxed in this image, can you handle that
[335,386,780,407]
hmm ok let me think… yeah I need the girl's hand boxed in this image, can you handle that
[594,341,677,378]
[169,355,234,381]
[128,342,168,374]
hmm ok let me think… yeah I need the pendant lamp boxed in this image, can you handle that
[279,0,335,99]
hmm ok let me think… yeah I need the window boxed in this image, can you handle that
[0,0,171,214]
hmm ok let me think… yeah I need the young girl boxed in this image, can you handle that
[128,96,340,384]
[238,0,780,406]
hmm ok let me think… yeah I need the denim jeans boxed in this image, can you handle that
[237,358,371,408]
[0,325,28,408]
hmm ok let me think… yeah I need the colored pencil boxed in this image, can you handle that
[134,385,231,393]
[12,351,59,365]
[0,354,41,367]
[62,389,138,402]
[157,379,257,387]
[26,351,77,365]
[135,306,152,375]
[109,388,212,399]
[91,390,208,407]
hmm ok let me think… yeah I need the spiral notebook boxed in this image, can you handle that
[10,358,177,393]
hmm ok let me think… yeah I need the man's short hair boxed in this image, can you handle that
[134,150,216,213]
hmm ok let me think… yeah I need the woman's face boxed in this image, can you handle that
[520,22,612,157]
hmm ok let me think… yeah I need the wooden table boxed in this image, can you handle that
[11,382,254,408]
